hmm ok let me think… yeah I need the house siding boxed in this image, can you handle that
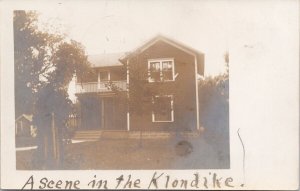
[76,37,204,132]
[16,118,32,136]
[128,41,198,131]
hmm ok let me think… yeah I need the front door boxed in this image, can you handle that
[80,96,101,129]
[100,97,127,130]
[104,98,115,129]
[100,97,114,129]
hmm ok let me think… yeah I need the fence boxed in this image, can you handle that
[67,113,80,129]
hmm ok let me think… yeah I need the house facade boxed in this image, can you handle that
[75,35,204,132]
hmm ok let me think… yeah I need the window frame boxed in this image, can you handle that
[152,95,174,123]
[99,70,111,82]
[148,58,175,82]
[97,70,111,89]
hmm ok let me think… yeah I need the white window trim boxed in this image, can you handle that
[98,70,111,82]
[148,58,175,82]
[152,95,174,123]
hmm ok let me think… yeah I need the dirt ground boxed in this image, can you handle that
[16,137,37,148]
[16,135,229,170]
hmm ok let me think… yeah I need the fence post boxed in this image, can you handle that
[44,136,48,161]
[51,112,58,166]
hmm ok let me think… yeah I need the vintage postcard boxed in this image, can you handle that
[0,0,299,190]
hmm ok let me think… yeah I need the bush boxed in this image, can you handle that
[198,74,229,164]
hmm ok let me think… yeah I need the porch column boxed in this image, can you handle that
[15,122,18,135]
[20,120,23,132]
[108,71,111,81]
[97,70,100,89]
[194,56,200,131]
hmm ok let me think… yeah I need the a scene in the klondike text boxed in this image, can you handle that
[14,7,229,170]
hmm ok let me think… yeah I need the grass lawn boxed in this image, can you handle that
[16,135,229,170]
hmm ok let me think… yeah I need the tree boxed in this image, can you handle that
[198,52,229,165]
[110,58,178,119]
[14,11,61,116]
[14,10,91,169]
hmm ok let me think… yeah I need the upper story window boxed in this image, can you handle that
[148,58,174,82]
[99,71,110,81]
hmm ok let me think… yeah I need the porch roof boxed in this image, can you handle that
[88,52,127,68]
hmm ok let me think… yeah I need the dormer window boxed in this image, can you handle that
[148,58,175,82]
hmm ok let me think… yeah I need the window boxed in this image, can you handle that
[149,61,161,82]
[152,95,174,122]
[148,59,174,82]
[162,61,173,81]
[99,71,110,81]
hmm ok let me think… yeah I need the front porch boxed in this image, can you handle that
[76,81,127,94]
[77,95,127,130]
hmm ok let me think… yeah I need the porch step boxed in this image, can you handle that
[72,130,200,141]
[128,132,171,139]
[72,130,103,141]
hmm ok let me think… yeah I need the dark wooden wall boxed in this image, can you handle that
[128,41,199,131]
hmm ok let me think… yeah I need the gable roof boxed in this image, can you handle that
[86,35,204,75]
[119,34,204,61]
[16,114,33,122]
[88,52,126,68]
[119,34,205,75]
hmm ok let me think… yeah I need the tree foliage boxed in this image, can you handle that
[14,10,90,116]
[110,59,178,117]
[14,11,58,116]
[14,10,91,168]
[198,53,229,161]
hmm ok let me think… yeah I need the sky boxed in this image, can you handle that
[10,2,295,98]
[32,0,298,103]
[38,0,231,76]
[3,0,297,98]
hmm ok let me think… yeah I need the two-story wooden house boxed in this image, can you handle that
[75,35,204,132]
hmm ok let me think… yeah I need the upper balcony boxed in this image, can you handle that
[76,81,127,94]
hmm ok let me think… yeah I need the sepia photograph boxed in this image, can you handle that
[14,2,229,170]
[1,0,298,190]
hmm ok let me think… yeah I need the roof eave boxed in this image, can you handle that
[119,34,204,63]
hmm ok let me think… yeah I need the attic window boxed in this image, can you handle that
[148,58,174,82]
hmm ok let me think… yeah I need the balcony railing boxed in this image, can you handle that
[76,81,127,94]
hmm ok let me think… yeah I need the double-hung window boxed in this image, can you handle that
[148,58,174,82]
[152,95,174,122]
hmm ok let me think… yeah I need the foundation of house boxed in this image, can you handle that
[71,130,201,141]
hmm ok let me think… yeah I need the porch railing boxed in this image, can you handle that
[76,81,127,94]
